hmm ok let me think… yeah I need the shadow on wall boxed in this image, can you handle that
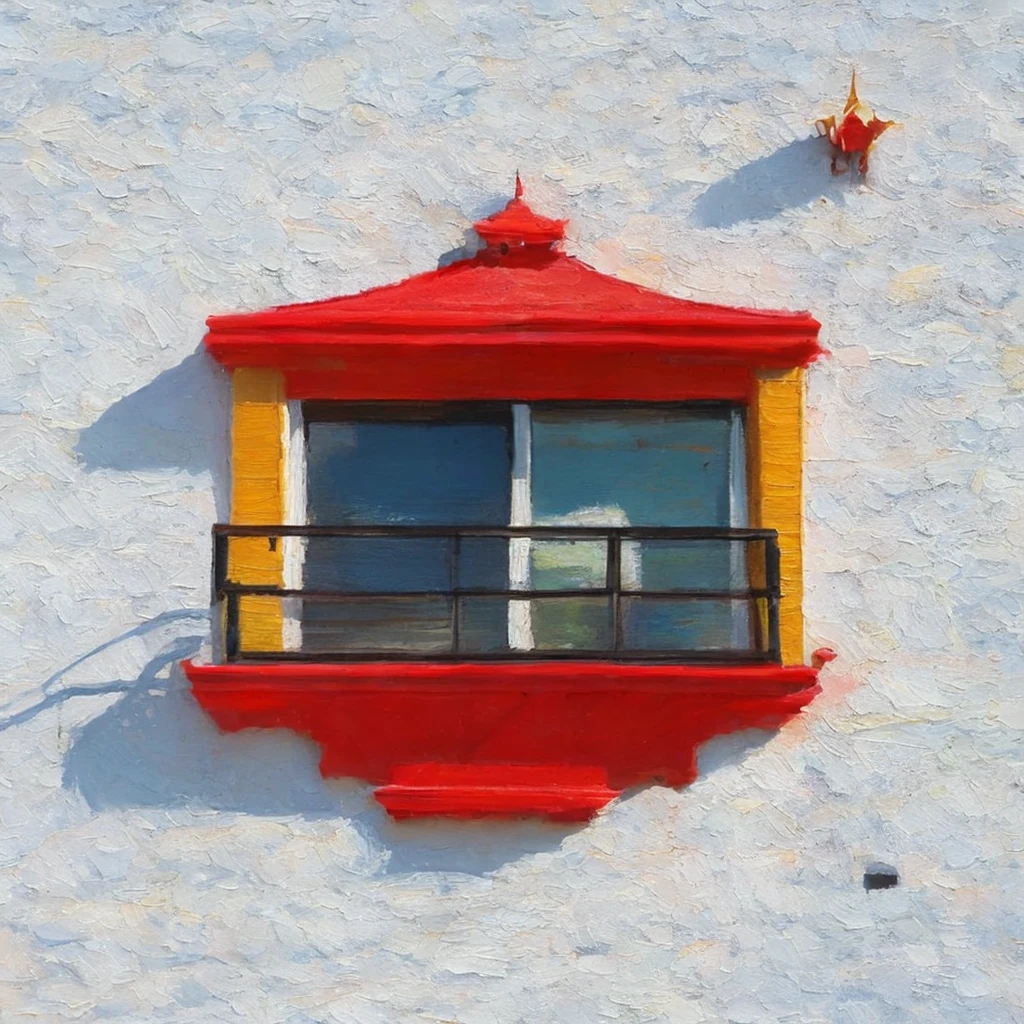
[75,347,231,519]
[58,338,793,873]
[59,635,579,874]
[40,614,785,873]
[696,728,775,774]
[62,637,369,819]
[437,228,484,268]
[436,188,521,267]
[63,338,573,872]
[0,610,209,735]
[692,135,843,229]
[59,643,774,874]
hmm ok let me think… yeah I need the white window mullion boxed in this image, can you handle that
[728,407,750,649]
[508,403,534,650]
[729,407,748,529]
[282,399,307,652]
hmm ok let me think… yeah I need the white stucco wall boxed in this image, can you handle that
[2,1,1022,1020]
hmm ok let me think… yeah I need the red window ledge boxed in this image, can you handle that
[182,660,825,821]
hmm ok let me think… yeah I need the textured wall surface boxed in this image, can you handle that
[2,1,1023,1020]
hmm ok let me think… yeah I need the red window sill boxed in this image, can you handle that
[182,660,822,820]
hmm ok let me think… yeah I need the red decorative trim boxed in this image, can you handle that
[183,660,821,819]
[812,646,838,668]
[375,764,620,821]
[472,182,567,247]
[279,346,758,402]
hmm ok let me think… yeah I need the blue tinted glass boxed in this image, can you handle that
[307,419,511,526]
[621,597,755,652]
[302,598,452,654]
[530,408,741,650]
[302,537,452,593]
[531,408,734,527]
[302,414,512,650]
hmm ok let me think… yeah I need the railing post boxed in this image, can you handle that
[213,529,228,597]
[211,529,230,665]
[450,534,461,655]
[225,591,241,662]
[607,531,622,652]
[749,536,764,654]
[765,534,782,661]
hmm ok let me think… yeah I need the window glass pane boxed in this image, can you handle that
[529,407,743,650]
[303,537,452,593]
[529,538,608,590]
[302,409,512,652]
[621,538,755,593]
[529,596,614,651]
[306,417,511,527]
[456,536,509,591]
[621,597,758,653]
[301,597,452,655]
[531,407,735,528]
[457,597,511,654]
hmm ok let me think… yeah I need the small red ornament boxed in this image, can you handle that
[812,647,838,669]
[816,71,897,175]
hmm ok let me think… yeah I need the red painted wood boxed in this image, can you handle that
[205,248,820,336]
[204,191,823,392]
[375,764,620,821]
[280,346,757,402]
[182,660,821,819]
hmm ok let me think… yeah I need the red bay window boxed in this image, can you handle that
[184,178,828,820]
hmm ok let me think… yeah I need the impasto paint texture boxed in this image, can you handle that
[2,1,1022,1022]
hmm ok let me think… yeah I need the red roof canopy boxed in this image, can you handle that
[208,247,820,335]
[206,181,822,400]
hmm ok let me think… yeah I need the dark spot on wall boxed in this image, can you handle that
[863,862,899,891]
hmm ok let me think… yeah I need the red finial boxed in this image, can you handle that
[472,175,567,250]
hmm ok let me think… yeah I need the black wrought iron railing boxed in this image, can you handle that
[212,524,781,663]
